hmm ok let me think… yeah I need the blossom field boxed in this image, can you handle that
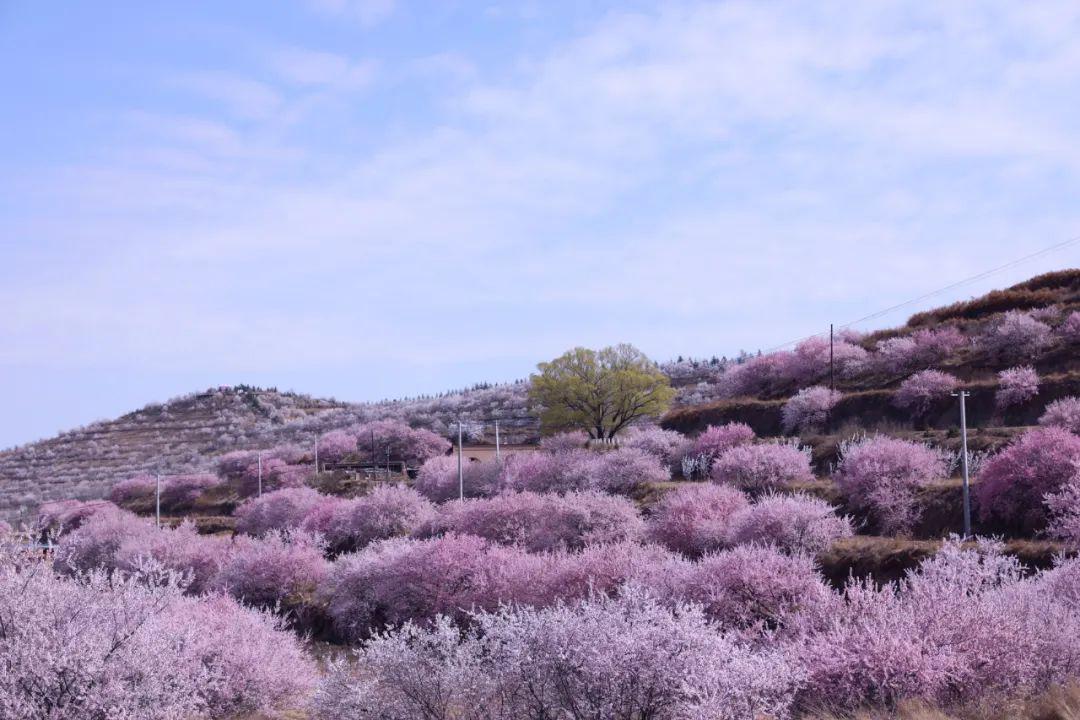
[4,270,1080,718]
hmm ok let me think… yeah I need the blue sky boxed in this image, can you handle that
[2,1,1080,449]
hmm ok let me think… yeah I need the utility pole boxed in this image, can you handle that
[457,420,464,501]
[829,323,835,394]
[495,419,501,461]
[386,446,391,477]
[314,438,319,474]
[257,452,263,497]
[952,390,972,538]
[370,430,377,474]
[155,473,161,529]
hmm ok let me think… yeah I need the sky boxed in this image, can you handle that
[2,1,1080,449]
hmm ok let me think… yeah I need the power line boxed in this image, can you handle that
[763,234,1080,353]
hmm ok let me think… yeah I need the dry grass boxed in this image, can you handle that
[816,535,1069,588]
[804,699,954,720]
[1010,269,1080,295]
[160,514,237,536]
[632,480,708,508]
[804,684,1080,719]
[818,535,941,586]
[906,288,1063,327]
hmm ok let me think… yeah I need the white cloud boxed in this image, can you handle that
[170,72,284,120]
[7,0,1080,383]
[407,53,476,84]
[305,0,396,26]
[270,47,377,89]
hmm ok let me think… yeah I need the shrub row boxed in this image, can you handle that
[316,540,1080,718]
[0,542,316,719]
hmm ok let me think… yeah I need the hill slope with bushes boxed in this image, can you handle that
[0,382,535,521]
[3,268,1078,522]
[663,269,1080,436]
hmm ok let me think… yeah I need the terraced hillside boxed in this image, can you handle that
[0,382,536,521]
[664,269,1080,437]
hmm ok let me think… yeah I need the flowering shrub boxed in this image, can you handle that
[319,535,677,641]
[213,531,329,610]
[689,422,755,458]
[726,493,853,555]
[871,335,920,375]
[416,490,644,552]
[781,386,840,433]
[1060,311,1080,343]
[716,339,880,396]
[1045,481,1080,546]
[1034,555,1080,611]
[795,540,1080,713]
[298,496,358,550]
[160,474,222,509]
[619,425,688,466]
[716,352,796,398]
[266,444,309,465]
[36,499,118,537]
[499,451,594,494]
[975,427,1080,528]
[499,447,667,495]
[834,435,947,535]
[979,310,1053,361]
[214,445,319,496]
[592,447,671,494]
[539,430,589,453]
[789,336,868,385]
[230,457,313,496]
[910,326,967,366]
[0,546,317,720]
[892,370,959,417]
[319,534,525,640]
[323,485,437,553]
[414,456,502,501]
[313,589,800,720]
[682,423,756,477]
[352,419,451,466]
[316,429,358,464]
[215,449,260,480]
[114,521,232,595]
[995,365,1040,409]
[648,545,834,634]
[544,542,676,603]
[235,487,327,536]
[868,327,966,377]
[837,328,864,343]
[107,474,157,504]
[48,509,232,595]
[647,484,749,557]
[53,506,157,574]
[1030,305,1063,322]
[264,460,313,492]
[1040,396,1080,434]
[710,442,814,495]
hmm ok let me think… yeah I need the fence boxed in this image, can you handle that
[321,460,411,481]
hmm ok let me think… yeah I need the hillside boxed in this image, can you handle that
[663,269,1080,436]
[0,382,535,521]
[3,268,1078,522]
[13,268,1080,719]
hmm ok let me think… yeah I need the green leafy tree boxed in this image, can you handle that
[529,344,675,439]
